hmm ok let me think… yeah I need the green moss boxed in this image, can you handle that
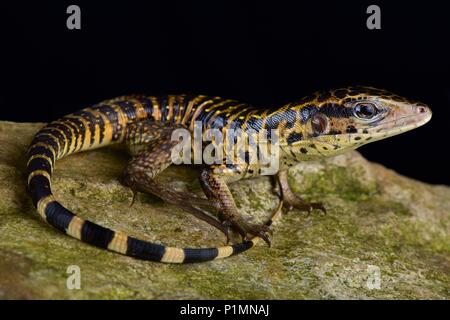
[290,165,378,202]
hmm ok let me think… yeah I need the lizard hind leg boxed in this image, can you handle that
[123,125,228,241]
[124,171,231,242]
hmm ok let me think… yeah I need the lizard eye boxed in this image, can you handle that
[311,113,328,135]
[354,103,378,119]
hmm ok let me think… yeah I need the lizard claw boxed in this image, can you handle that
[129,189,138,207]
[272,185,282,199]
[220,220,233,245]
[311,202,327,215]
[283,197,327,216]
[234,223,272,247]
[253,226,272,247]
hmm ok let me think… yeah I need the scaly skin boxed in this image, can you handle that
[26,87,432,263]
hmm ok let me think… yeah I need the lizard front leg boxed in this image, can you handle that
[275,170,326,214]
[200,164,273,246]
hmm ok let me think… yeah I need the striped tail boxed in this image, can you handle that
[26,97,281,263]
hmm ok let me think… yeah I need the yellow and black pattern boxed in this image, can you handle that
[26,87,431,263]
[27,94,282,263]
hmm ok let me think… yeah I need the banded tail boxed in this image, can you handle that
[26,95,278,263]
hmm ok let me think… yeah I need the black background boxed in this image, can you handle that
[2,1,450,184]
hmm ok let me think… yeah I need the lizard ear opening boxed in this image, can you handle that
[311,113,328,135]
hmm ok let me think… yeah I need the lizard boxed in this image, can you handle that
[26,87,432,263]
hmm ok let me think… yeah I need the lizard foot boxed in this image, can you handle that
[282,195,327,216]
[223,218,273,247]
[274,171,326,216]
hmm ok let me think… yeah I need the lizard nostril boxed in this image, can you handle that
[418,106,427,114]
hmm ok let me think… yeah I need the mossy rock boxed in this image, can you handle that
[0,121,448,299]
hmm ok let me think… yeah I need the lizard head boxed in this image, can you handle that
[281,86,432,159]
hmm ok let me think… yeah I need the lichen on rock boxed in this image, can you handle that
[0,121,448,299]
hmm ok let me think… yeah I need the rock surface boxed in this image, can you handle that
[0,121,449,299]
